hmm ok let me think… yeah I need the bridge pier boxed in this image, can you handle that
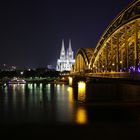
[68,75,139,103]
[68,76,87,102]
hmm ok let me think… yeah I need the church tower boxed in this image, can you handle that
[60,39,65,60]
[56,39,75,71]
[68,39,73,60]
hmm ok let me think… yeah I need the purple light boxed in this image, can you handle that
[129,66,135,72]
[138,68,140,73]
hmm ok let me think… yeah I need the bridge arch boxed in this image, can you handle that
[74,48,94,72]
[90,0,140,72]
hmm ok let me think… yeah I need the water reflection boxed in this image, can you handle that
[68,87,74,103]
[46,84,51,101]
[54,84,74,123]
[0,83,79,124]
[76,106,87,124]
[78,81,86,102]
[0,83,140,125]
[68,77,73,86]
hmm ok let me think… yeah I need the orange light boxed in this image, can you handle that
[67,87,73,102]
[76,107,87,124]
[78,81,86,102]
[78,81,86,89]
[68,77,73,86]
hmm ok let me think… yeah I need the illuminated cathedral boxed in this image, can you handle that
[56,39,75,71]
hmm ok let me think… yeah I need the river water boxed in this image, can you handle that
[0,83,140,139]
[0,83,88,125]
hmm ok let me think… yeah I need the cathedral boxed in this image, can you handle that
[56,39,75,72]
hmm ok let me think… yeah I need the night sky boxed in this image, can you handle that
[0,0,133,69]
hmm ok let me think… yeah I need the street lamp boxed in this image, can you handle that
[102,65,104,72]
[112,63,115,72]
[120,61,122,72]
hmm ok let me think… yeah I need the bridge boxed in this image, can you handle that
[71,0,140,81]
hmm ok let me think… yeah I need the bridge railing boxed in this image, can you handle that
[70,71,140,80]
[87,72,130,78]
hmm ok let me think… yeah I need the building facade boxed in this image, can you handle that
[56,39,75,71]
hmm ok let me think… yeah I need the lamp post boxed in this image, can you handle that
[102,65,104,72]
[112,63,115,72]
[120,61,122,72]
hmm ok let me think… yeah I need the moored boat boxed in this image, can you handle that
[8,77,26,84]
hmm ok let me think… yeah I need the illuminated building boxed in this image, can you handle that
[56,39,75,71]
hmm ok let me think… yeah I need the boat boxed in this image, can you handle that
[8,77,26,84]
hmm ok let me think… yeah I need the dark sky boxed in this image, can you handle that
[0,0,133,69]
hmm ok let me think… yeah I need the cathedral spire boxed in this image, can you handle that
[61,39,65,53]
[60,39,65,60]
[68,39,72,52]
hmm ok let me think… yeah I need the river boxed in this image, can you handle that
[0,83,140,139]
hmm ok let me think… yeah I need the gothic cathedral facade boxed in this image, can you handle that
[56,39,75,71]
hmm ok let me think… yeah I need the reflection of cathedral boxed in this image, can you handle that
[56,39,75,71]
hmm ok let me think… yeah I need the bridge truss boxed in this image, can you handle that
[74,0,140,73]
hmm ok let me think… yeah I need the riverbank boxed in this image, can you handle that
[0,77,69,85]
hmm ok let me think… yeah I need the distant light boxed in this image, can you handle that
[12,66,16,69]
[20,71,24,75]
[62,77,65,80]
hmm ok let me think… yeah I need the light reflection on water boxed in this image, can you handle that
[0,83,140,125]
[78,81,86,102]
[76,106,87,124]
[0,83,88,125]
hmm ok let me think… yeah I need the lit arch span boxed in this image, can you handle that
[74,0,140,73]
[91,0,140,72]
[74,48,94,72]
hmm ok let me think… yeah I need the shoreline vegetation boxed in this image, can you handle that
[0,68,70,85]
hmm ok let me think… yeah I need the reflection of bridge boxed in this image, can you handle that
[73,0,140,79]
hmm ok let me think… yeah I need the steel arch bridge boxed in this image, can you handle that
[74,48,94,72]
[74,0,140,74]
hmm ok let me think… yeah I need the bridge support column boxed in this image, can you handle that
[105,44,109,72]
[111,37,113,71]
[116,34,120,72]
[134,20,139,71]
[125,26,129,72]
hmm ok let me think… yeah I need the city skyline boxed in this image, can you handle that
[0,0,132,68]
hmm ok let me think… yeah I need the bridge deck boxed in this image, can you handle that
[70,72,140,80]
